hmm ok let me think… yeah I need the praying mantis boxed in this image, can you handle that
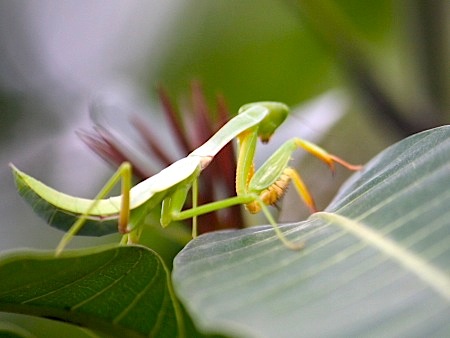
[11,102,361,254]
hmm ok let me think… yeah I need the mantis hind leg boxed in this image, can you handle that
[55,162,133,255]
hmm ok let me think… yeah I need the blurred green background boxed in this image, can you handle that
[1,0,448,254]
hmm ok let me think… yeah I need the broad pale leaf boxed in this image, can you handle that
[173,126,450,337]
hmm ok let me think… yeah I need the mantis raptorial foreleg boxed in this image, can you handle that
[238,136,361,248]
[242,137,362,213]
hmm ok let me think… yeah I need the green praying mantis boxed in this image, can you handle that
[11,102,361,254]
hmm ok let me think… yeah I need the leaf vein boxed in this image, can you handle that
[317,212,450,301]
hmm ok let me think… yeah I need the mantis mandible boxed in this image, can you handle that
[11,102,361,254]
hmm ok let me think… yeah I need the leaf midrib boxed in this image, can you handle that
[315,212,450,301]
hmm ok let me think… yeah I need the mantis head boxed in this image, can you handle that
[239,102,289,143]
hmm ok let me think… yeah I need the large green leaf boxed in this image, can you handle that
[172,126,450,337]
[0,245,184,337]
